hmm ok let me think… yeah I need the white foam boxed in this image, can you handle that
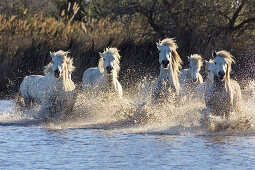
[0,100,16,113]
[1,79,255,136]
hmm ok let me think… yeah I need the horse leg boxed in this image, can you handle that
[24,97,32,108]
[62,92,77,118]
[224,110,230,119]
[37,101,54,119]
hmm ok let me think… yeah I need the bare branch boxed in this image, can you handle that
[218,10,231,20]
[228,1,245,29]
[234,17,255,30]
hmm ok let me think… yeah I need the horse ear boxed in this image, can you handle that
[99,52,103,57]
[156,42,161,50]
[205,60,209,67]
[50,52,54,58]
[212,50,217,58]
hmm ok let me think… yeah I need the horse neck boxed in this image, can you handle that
[46,72,55,77]
[159,65,173,81]
[103,70,118,86]
[185,69,193,80]
[187,68,201,80]
[205,78,213,86]
[56,70,74,91]
[214,76,231,92]
[159,64,179,90]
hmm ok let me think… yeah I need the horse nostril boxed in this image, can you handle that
[54,69,60,77]
[218,71,225,77]
[106,66,112,70]
[106,66,113,73]
[54,69,59,74]
[162,60,169,66]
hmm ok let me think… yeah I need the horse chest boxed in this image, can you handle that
[155,79,175,99]
[160,78,173,90]
[210,85,231,110]
[101,77,115,92]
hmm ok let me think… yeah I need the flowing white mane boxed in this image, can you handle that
[98,47,121,75]
[189,54,203,69]
[206,59,214,67]
[44,63,53,74]
[215,50,235,64]
[159,38,178,51]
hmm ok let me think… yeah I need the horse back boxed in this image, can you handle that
[179,69,188,83]
[194,82,207,100]
[20,75,45,104]
[20,75,43,94]
[82,67,102,87]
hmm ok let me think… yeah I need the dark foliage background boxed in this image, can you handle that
[0,0,254,97]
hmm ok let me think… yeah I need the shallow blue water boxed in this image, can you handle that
[1,96,255,170]
[1,125,255,169]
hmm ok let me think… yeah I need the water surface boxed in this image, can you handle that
[0,80,255,169]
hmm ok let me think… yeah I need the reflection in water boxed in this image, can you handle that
[1,121,255,169]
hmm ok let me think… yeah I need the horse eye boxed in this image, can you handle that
[103,58,105,61]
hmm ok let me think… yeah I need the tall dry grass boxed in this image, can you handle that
[0,13,133,95]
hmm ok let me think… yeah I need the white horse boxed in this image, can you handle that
[82,47,123,98]
[20,50,76,118]
[194,59,214,100]
[152,38,183,103]
[179,54,203,97]
[205,50,242,118]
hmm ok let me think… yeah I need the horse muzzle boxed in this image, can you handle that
[193,78,198,82]
[54,69,60,78]
[162,60,169,68]
[218,71,225,80]
[106,66,113,74]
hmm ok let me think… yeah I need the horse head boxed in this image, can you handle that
[50,50,70,79]
[99,47,121,75]
[205,59,214,82]
[156,42,173,69]
[212,50,234,81]
[188,54,203,82]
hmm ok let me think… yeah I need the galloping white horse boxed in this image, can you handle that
[152,38,183,103]
[205,50,242,118]
[20,50,76,118]
[82,47,123,98]
[179,54,203,97]
[194,59,214,100]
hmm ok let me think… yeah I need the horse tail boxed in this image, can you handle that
[19,77,28,99]
[19,76,34,107]
[15,91,25,108]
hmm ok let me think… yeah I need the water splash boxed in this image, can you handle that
[1,78,255,135]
